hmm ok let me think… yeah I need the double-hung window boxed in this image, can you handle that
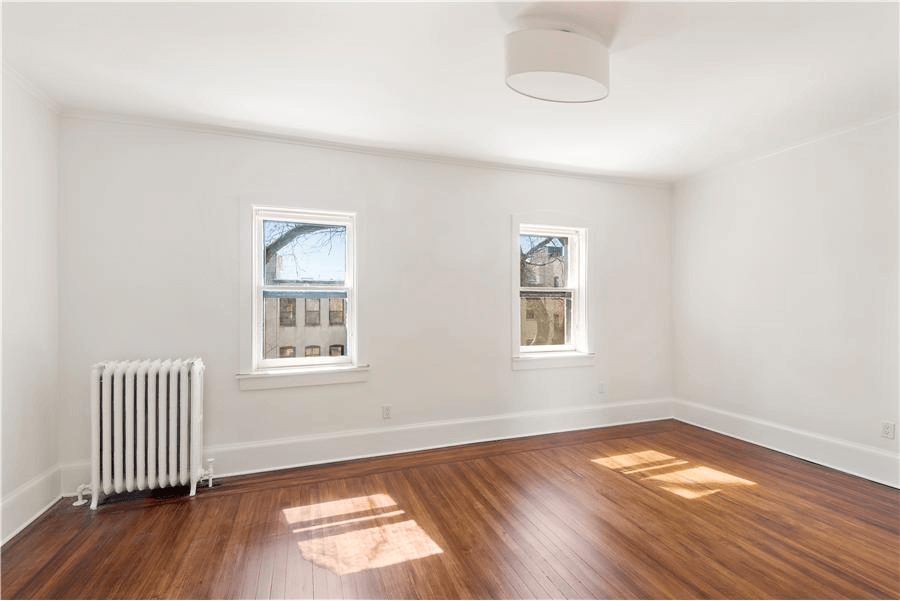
[253,207,355,370]
[517,223,588,356]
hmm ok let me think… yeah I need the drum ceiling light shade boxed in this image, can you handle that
[505,29,609,103]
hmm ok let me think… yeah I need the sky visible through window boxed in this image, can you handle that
[264,220,346,283]
[519,234,567,257]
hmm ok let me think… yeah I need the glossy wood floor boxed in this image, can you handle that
[3,420,899,599]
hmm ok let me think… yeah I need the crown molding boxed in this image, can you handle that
[2,62,62,114]
[60,108,672,190]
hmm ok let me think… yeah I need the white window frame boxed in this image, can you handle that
[252,206,357,372]
[512,218,593,369]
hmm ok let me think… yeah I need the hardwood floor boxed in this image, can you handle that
[3,419,898,599]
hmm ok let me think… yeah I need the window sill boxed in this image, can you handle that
[236,364,370,390]
[512,352,596,371]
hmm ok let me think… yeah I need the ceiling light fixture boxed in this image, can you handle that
[505,29,609,103]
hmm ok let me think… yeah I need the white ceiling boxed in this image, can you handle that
[3,1,898,182]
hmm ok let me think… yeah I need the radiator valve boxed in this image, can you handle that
[72,483,92,507]
[204,458,215,488]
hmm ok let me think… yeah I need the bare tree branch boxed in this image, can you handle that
[520,236,556,259]
[520,236,566,283]
[265,223,341,263]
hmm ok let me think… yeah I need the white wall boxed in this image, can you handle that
[57,116,673,484]
[672,116,899,484]
[1,70,61,541]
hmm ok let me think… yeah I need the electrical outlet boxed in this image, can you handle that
[382,405,392,420]
[881,421,896,439]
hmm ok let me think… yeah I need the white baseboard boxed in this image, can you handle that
[196,398,674,480]
[1,465,62,545]
[672,398,900,488]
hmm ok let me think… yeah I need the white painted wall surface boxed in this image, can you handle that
[673,117,899,463]
[57,116,672,481]
[2,71,61,540]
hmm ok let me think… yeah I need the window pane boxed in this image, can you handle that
[279,298,296,327]
[329,298,345,325]
[520,291,572,346]
[305,298,321,326]
[263,219,346,285]
[263,291,348,360]
[519,235,568,287]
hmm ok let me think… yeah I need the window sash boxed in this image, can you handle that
[519,234,570,288]
[518,291,577,351]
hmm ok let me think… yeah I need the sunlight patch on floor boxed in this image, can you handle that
[282,493,396,524]
[622,460,689,475]
[292,509,406,534]
[297,519,443,575]
[592,451,757,499]
[283,493,443,575]
[646,466,756,499]
[592,450,675,470]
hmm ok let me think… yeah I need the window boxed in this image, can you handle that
[253,207,355,370]
[329,298,345,325]
[517,224,587,355]
[279,298,296,327]
[305,298,321,326]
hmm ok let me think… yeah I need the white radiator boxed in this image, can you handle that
[89,358,205,509]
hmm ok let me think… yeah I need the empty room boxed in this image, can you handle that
[2,1,898,599]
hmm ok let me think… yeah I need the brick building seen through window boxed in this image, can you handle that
[264,296,348,359]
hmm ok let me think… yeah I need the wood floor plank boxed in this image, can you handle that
[575,432,897,598]
[268,489,290,601]
[14,505,146,599]
[536,443,777,598]
[485,450,681,598]
[456,457,616,599]
[327,476,377,600]
[281,484,316,600]
[416,461,550,599]
[306,481,344,600]
[368,470,474,600]
[170,495,241,599]
[206,491,270,599]
[465,456,622,598]
[437,462,558,599]
[3,420,897,599]
[355,471,443,601]
[0,502,93,598]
